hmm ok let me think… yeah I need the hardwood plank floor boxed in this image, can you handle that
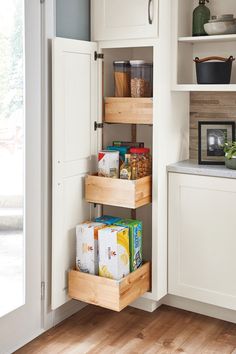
[15,305,236,354]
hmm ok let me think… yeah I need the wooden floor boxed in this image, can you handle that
[16,305,236,354]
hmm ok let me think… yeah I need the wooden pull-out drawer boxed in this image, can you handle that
[104,97,153,125]
[68,262,151,312]
[85,175,152,209]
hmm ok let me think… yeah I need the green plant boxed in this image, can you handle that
[223,141,236,160]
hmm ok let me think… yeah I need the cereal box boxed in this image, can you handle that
[98,226,130,280]
[116,219,142,272]
[98,150,119,178]
[95,215,121,225]
[76,221,105,275]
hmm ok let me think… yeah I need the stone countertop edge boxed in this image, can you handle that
[167,160,236,179]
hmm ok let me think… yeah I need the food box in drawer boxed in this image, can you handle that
[85,175,152,209]
[68,261,151,312]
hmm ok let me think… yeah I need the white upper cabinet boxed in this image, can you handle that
[168,173,236,311]
[91,0,158,41]
[52,38,99,310]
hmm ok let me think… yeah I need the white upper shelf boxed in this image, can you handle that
[178,34,236,44]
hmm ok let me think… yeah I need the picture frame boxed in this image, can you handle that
[198,121,235,165]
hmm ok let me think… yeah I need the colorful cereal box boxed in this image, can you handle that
[98,226,130,280]
[116,219,142,272]
[76,221,105,275]
[95,215,121,225]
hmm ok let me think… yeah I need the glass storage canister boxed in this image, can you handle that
[130,60,153,98]
[130,148,152,179]
[113,61,131,97]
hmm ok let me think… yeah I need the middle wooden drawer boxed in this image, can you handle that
[85,175,152,209]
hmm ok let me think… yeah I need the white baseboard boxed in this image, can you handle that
[52,300,87,327]
[130,298,161,312]
[43,299,87,331]
[163,295,236,324]
[5,329,44,354]
[10,300,86,353]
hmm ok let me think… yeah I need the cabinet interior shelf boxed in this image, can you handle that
[68,261,151,312]
[178,34,236,44]
[104,97,153,125]
[85,174,152,209]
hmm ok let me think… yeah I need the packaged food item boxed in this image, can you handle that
[113,61,131,97]
[95,215,121,225]
[98,226,130,280]
[120,154,132,180]
[130,60,153,98]
[106,146,129,163]
[76,221,106,275]
[113,141,144,148]
[98,150,119,178]
[130,148,152,179]
[116,219,142,272]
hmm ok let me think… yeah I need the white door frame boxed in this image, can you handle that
[0,1,43,353]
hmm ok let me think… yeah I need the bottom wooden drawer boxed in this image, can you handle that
[68,262,151,312]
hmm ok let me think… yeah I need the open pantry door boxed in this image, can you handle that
[52,38,99,309]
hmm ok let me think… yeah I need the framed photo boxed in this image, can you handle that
[198,121,235,165]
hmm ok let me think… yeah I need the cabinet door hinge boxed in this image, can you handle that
[94,52,104,61]
[94,122,104,131]
[41,281,46,301]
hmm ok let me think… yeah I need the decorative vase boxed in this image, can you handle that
[192,0,210,36]
[225,156,236,170]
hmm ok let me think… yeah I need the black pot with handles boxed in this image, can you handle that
[194,56,235,84]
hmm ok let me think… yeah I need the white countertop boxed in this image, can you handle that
[167,160,236,179]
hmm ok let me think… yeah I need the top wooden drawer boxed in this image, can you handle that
[104,97,153,125]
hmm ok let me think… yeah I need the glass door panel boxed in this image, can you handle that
[0,0,25,318]
[0,0,41,351]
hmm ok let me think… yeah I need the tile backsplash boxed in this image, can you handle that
[190,92,236,161]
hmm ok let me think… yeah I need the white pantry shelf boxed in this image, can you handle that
[178,34,236,44]
[172,84,236,92]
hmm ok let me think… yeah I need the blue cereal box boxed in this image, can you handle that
[95,215,121,225]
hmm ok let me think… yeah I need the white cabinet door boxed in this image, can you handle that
[52,38,98,309]
[91,0,158,41]
[168,173,236,311]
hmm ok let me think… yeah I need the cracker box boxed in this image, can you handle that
[76,221,105,275]
[116,219,142,272]
[95,215,121,225]
[98,150,119,178]
[98,226,130,280]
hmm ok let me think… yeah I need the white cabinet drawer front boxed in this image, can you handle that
[91,0,158,41]
[168,173,236,310]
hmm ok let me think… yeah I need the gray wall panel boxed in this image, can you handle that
[56,0,90,41]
